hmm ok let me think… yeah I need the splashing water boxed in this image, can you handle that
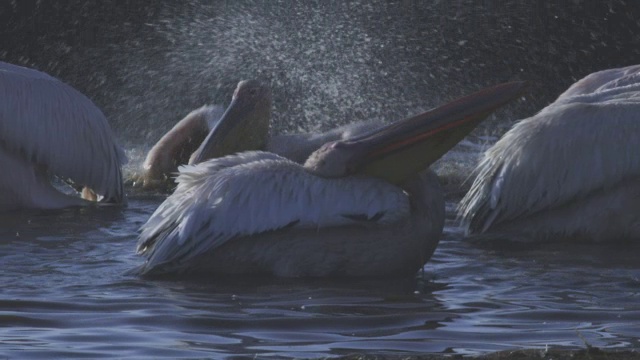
[3,1,638,180]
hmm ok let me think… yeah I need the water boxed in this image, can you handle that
[2,198,639,358]
[2,1,640,358]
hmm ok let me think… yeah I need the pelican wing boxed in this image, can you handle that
[460,68,640,233]
[137,151,410,274]
[0,61,126,201]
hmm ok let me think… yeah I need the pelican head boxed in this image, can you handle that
[190,80,525,184]
[303,82,527,183]
[189,80,272,164]
[195,81,525,183]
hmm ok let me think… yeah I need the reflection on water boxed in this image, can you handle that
[1,197,639,358]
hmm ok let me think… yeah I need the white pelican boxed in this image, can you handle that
[0,61,126,210]
[459,64,640,243]
[139,82,385,190]
[135,80,524,277]
[139,104,225,189]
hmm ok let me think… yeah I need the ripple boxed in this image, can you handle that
[2,186,640,359]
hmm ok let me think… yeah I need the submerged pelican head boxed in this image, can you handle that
[189,80,272,164]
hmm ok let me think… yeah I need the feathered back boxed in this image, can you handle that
[460,65,640,233]
[136,151,410,274]
[0,61,126,201]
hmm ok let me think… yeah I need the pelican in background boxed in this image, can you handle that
[0,61,126,211]
[459,64,640,243]
[139,84,386,190]
[135,80,524,276]
[138,104,225,190]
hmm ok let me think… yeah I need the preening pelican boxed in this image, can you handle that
[459,64,640,243]
[139,105,225,189]
[135,80,524,277]
[0,61,126,210]
[139,82,385,190]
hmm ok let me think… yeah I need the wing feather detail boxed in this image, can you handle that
[0,61,126,201]
[137,151,410,274]
[460,65,640,233]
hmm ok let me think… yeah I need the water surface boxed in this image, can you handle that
[2,194,639,359]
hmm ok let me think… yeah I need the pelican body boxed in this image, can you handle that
[460,64,640,243]
[136,80,524,277]
[0,61,126,210]
[139,151,444,276]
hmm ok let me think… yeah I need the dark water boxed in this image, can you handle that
[2,1,640,358]
[1,199,639,358]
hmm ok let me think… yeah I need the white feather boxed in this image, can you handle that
[0,61,126,206]
[460,64,640,239]
[137,151,410,274]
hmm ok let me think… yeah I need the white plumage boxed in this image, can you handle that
[0,61,126,210]
[135,79,523,276]
[136,151,429,276]
[459,64,640,242]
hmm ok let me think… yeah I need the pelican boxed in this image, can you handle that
[0,61,126,210]
[139,84,386,190]
[139,104,225,190]
[459,64,640,243]
[135,80,524,277]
